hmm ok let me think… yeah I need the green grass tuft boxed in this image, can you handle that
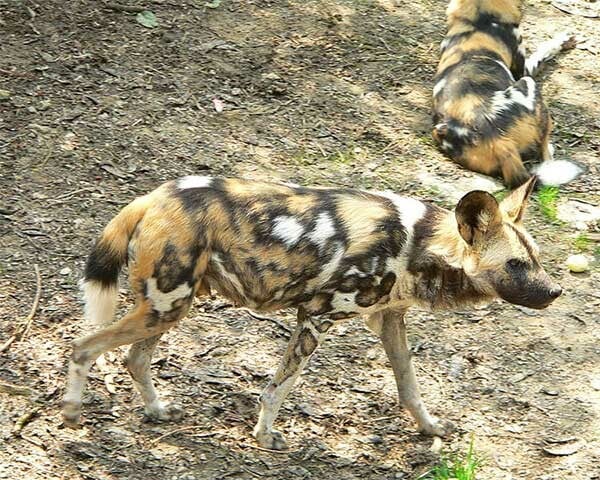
[536,186,560,221]
[422,438,481,480]
[573,233,591,252]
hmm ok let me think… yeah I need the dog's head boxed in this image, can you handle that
[455,176,562,309]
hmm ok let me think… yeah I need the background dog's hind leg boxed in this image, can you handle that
[495,141,531,188]
[372,309,452,437]
[525,32,576,77]
[253,307,332,450]
[127,333,184,422]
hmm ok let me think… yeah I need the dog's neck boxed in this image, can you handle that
[407,209,493,309]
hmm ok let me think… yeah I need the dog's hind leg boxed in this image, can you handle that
[366,308,451,437]
[62,297,190,427]
[126,333,184,422]
[253,307,332,450]
[525,32,576,77]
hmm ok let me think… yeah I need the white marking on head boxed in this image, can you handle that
[433,77,447,97]
[178,175,212,190]
[491,22,499,27]
[453,126,470,138]
[146,278,192,313]
[308,212,336,250]
[272,215,305,247]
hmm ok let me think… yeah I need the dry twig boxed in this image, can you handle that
[0,264,42,353]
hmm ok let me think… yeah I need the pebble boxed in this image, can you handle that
[566,254,589,273]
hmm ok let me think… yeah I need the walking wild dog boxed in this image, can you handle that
[63,175,562,449]
[432,0,581,187]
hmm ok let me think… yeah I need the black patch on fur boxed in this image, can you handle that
[84,239,124,287]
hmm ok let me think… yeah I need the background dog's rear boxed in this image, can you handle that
[432,0,579,187]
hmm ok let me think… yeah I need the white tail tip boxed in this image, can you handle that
[533,160,584,186]
[81,279,118,327]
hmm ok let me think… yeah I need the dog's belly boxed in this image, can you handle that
[204,254,402,320]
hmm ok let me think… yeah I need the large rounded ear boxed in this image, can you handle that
[500,175,537,223]
[455,190,502,246]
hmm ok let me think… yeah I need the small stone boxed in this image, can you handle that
[231,87,242,95]
[60,267,72,275]
[368,434,383,445]
[0,89,10,100]
[591,377,600,391]
[566,254,589,273]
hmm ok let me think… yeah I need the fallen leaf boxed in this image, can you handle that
[542,440,583,456]
[136,10,158,28]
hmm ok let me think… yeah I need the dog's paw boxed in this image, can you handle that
[144,402,185,423]
[419,417,455,438]
[254,430,288,450]
[560,33,577,51]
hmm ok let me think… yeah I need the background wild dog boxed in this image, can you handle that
[63,175,561,450]
[432,0,582,187]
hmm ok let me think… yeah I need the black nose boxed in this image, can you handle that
[549,286,562,298]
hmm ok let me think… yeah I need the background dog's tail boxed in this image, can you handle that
[533,159,585,186]
[525,32,576,77]
[82,194,152,327]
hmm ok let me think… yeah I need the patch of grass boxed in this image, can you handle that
[536,186,560,221]
[573,233,591,252]
[422,438,481,480]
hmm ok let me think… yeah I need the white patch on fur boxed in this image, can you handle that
[145,278,192,313]
[376,192,427,235]
[433,77,447,97]
[178,175,213,190]
[442,140,453,151]
[533,160,584,186]
[272,215,305,247]
[493,60,515,81]
[81,279,118,327]
[453,126,470,138]
[491,77,536,114]
[513,27,522,42]
[330,291,359,312]
[440,38,449,52]
[525,31,572,76]
[308,212,336,250]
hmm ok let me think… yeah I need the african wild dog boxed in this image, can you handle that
[432,0,581,188]
[63,175,561,449]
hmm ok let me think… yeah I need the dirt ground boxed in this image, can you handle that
[1,0,599,479]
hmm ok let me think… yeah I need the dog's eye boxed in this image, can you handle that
[506,259,527,270]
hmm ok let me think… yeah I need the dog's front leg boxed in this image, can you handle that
[253,307,331,450]
[367,309,451,437]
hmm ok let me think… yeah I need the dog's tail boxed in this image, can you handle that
[81,194,152,327]
[525,32,576,77]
